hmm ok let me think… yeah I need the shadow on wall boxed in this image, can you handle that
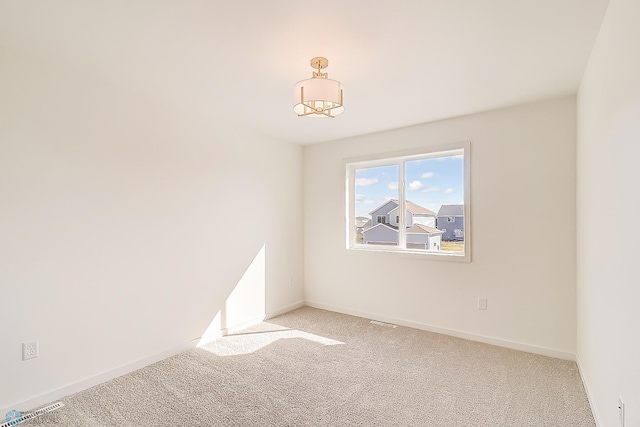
[197,244,267,345]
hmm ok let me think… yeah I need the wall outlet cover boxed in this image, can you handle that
[22,340,39,361]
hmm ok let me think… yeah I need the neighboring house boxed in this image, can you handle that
[355,216,371,229]
[355,216,371,243]
[363,223,443,250]
[436,204,464,241]
[389,200,437,228]
[367,199,436,228]
[407,224,443,250]
[362,200,442,250]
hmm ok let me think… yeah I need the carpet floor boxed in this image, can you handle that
[26,307,595,426]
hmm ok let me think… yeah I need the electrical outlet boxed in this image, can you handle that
[478,298,488,310]
[618,396,625,426]
[22,340,39,361]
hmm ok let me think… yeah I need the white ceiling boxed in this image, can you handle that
[1,1,610,145]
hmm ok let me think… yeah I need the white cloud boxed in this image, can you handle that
[355,194,366,201]
[409,180,425,191]
[422,187,440,193]
[355,178,378,187]
[388,182,398,190]
[421,172,434,179]
[363,199,375,205]
[443,188,455,194]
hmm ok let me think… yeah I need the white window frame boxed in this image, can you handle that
[345,141,471,262]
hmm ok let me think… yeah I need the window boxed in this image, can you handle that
[346,142,470,261]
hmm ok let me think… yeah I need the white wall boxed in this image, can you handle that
[304,97,577,358]
[576,0,640,425]
[0,47,304,412]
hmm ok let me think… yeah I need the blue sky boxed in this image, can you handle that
[354,155,464,217]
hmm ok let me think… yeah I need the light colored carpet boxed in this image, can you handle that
[27,307,595,426]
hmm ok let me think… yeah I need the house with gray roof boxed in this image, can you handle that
[362,200,442,250]
[436,204,464,241]
[367,199,437,228]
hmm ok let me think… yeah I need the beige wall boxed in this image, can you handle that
[304,97,577,358]
[0,48,304,412]
[577,0,640,425]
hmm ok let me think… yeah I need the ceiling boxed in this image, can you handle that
[1,1,610,145]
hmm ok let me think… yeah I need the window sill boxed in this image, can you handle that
[348,245,470,263]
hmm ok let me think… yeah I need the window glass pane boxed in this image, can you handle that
[347,142,469,261]
[404,153,464,253]
[354,164,399,246]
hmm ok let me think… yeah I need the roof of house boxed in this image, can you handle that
[437,204,464,216]
[363,223,442,235]
[362,223,395,234]
[369,199,436,216]
[404,200,437,216]
[407,224,443,234]
[368,199,397,216]
[355,217,370,227]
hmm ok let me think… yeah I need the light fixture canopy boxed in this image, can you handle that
[293,57,344,118]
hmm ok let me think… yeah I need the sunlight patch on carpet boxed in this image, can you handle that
[198,322,344,356]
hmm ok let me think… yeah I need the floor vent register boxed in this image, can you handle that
[369,320,398,328]
[2,402,65,427]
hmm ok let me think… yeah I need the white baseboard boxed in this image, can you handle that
[4,301,306,415]
[576,355,601,427]
[220,315,267,337]
[2,338,200,416]
[304,300,576,361]
[265,300,305,320]
[5,299,575,416]
[213,301,305,338]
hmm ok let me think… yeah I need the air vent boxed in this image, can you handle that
[1,402,65,427]
[369,320,397,328]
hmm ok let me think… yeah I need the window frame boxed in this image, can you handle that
[345,141,471,262]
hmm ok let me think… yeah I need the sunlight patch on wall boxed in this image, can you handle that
[198,245,266,346]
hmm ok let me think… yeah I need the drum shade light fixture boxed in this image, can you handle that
[293,57,344,118]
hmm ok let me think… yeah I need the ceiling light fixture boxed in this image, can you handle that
[293,57,344,118]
